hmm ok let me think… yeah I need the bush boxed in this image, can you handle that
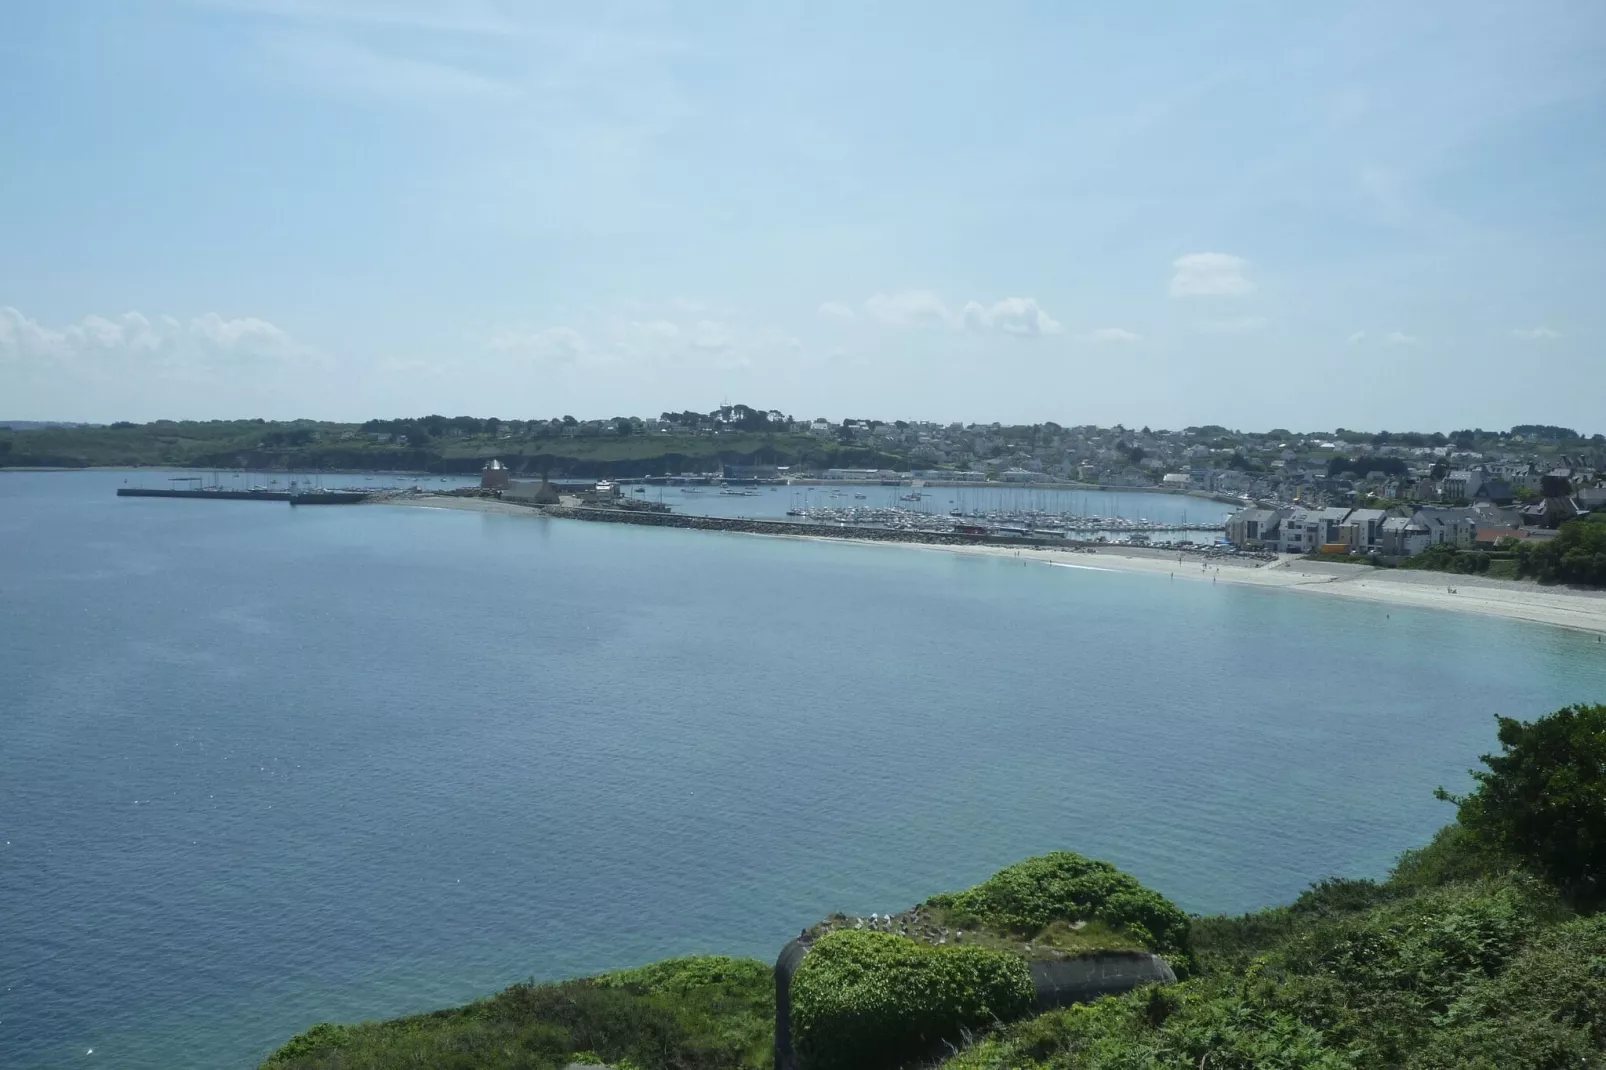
[1515,518,1606,585]
[1399,545,1499,575]
[1443,704,1606,901]
[930,852,1192,959]
[1410,914,1606,1068]
[1389,823,1517,891]
[789,930,1034,1070]
[263,956,773,1070]
[941,875,1566,1070]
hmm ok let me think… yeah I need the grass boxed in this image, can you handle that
[260,956,773,1070]
[789,931,1034,1070]
[937,832,1606,1070]
[255,836,1606,1070]
[930,909,1149,959]
[927,852,1193,962]
[0,422,906,476]
[257,782,1606,1070]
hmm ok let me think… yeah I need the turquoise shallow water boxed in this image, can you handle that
[3,471,1604,1069]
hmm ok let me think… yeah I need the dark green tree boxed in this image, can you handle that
[1442,704,1606,899]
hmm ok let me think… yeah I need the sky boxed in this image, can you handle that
[1,1,1603,431]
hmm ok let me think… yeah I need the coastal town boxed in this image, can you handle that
[447,410,1605,552]
[14,409,1603,559]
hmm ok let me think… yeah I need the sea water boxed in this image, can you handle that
[3,470,1604,1069]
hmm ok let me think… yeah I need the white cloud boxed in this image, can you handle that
[1346,330,1368,344]
[488,309,798,372]
[863,290,955,328]
[960,297,1063,336]
[816,300,857,322]
[857,291,1063,336]
[1193,316,1268,335]
[207,0,521,36]
[1511,326,1561,340]
[1,306,317,420]
[1381,331,1418,346]
[0,306,301,369]
[265,34,513,101]
[488,325,588,362]
[1170,253,1256,297]
[1085,327,1140,344]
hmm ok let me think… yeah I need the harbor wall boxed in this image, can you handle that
[534,504,1113,550]
[116,487,294,501]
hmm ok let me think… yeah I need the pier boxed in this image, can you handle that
[116,488,370,504]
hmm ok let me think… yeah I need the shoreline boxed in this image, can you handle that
[387,495,1606,636]
[1,466,1244,504]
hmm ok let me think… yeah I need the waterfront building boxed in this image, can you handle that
[480,458,511,491]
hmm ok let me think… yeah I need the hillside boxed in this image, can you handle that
[259,702,1606,1070]
[0,420,904,477]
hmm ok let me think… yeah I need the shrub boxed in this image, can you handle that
[1442,704,1606,900]
[1389,823,1516,891]
[930,852,1191,958]
[1409,913,1606,1068]
[263,956,773,1070]
[789,930,1034,1070]
[939,875,1565,1070]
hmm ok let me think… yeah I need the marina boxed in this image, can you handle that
[783,504,1225,541]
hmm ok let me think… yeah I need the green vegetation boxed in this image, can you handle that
[786,853,1187,1070]
[938,702,1606,1070]
[1398,544,1509,576]
[1511,515,1606,586]
[790,931,1034,1070]
[941,873,1599,1070]
[928,852,1192,963]
[1442,703,1606,899]
[1394,518,1606,588]
[261,703,1606,1070]
[0,418,906,476]
[1325,455,1410,479]
[262,956,773,1070]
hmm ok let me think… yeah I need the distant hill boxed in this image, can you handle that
[0,420,103,430]
[0,419,904,476]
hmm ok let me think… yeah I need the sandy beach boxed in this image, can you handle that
[386,495,1606,636]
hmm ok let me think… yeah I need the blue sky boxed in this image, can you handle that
[1,1,1602,430]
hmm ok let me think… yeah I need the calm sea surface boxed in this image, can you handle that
[4,471,1604,1069]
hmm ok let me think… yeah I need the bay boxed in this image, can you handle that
[3,470,1604,1069]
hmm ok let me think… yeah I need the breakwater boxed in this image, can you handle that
[536,503,1100,550]
[118,487,294,501]
[117,487,370,505]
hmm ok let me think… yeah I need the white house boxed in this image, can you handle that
[1278,508,1319,553]
[1380,516,1431,556]
[1338,508,1390,553]
[1413,507,1480,548]
[1441,468,1488,501]
[1225,506,1287,549]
